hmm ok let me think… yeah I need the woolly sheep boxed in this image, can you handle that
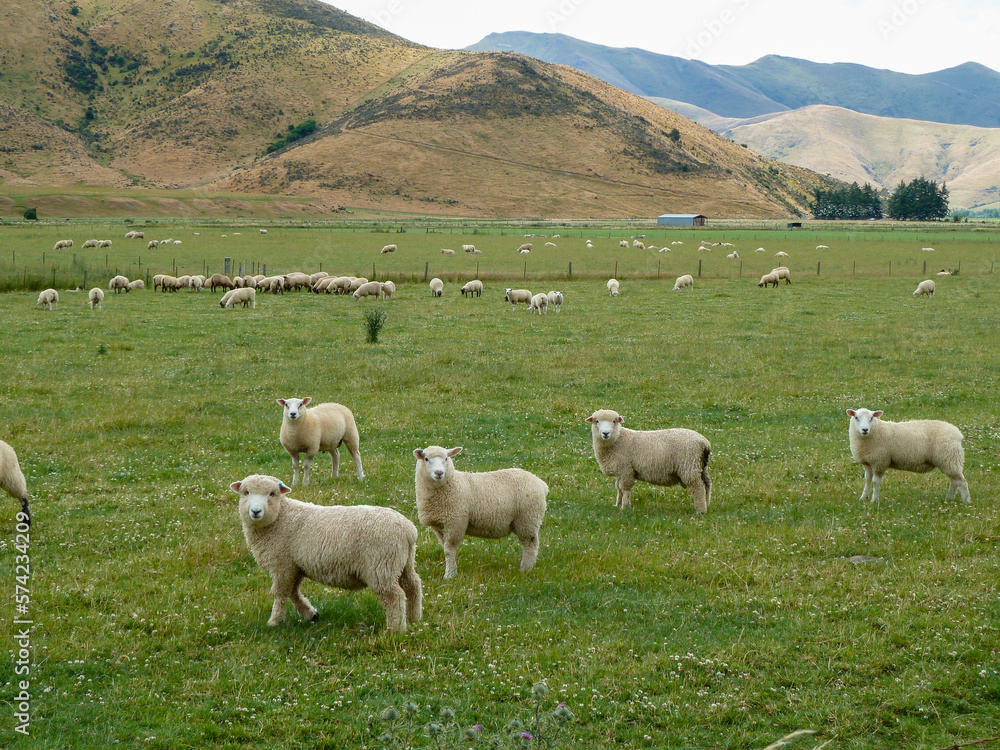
[147,240,159,250]
[109,275,130,294]
[189,276,204,292]
[632,240,645,249]
[846,408,970,504]
[260,229,268,235]
[462,244,476,253]
[1,440,30,527]
[658,247,671,253]
[35,288,58,310]
[936,269,952,277]
[504,288,531,310]
[219,289,236,308]
[53,239,73,250]
[698,246,711,252]
[672,274,694,291]
[128,279,144,291]
[758,272,779,288]
[225,287,256,308]
[381,280,396,300]
[461,280,483,298]
[277,397,364,487]
[178,275,192,288]
[330,276,352,294]
[98,240,112,248]
[88,287,104,309]
[353,281,383,300]
[726,251,739,259]
[153,274,165,291]
[82,239,100,249]
[380,243,397,254]
[413,445,548,580]
[348,277,369,293]
[241,276,258,289]
[775,251,790,258]
[607,278,620,296]
[207,273,235,292]
[314,276,337,294]
[284,272,313,291]
[232,474,421,631]
[429,278,444,297]
[771,267,791,284]
[265,276,285,294]
[913,279,935,298]
[619,240,629,248]
[671,240,683,245]
[517,243,532,254]
[159,275,181,292]
[586,409,711,514]
[527,292,548,315]
[309,272,328,285]
[545,242,557,248]
[816,245,829,250]
[440,248,456,255]
[755,247,765,253]
[921,247,935,252]
[546,290,563,312]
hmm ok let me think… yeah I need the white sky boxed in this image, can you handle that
[323,0,1000,75]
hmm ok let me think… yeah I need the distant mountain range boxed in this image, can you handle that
[468,32,1000,128]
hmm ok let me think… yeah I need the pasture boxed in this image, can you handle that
[0,223,998,749]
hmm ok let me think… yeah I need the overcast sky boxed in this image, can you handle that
[323,0,1000,75]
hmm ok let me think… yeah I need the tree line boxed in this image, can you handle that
[811,177,949,221]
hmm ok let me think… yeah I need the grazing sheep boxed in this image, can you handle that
[152,274,165,291]
[313,276,337,294]
[98,240,112,248]
[726,251,739,259]
[632,240,645,249]
[673,274,694,291]
[353,281,383,300]
[348,277,369,293]
[658,247,671,253]
[124,231,136,239]
[771,267,791,284]
[440,248,456,255]
[53,239,73,250]
[758,272,779,288]
[277,398,364,487]
[461,280,483,298]
[189,276,204,292]
[504,288,531,310]
[607,278,620,296]
[936,269,952,277]
[586,409,711,514]
[109,275,130,294]
[816,245,829,250]
[284,272,313,291]
[429,278,444,297]
[82,239,100,249]
[921,247,935,252]
[698,246,711,253]
[265,276,285,294]
[517,243,532,254]
[546,290,563,312]
[545,242,557,248]
[755,247,765,253]
[671,240,683,246]
[846,408,970,504]
[913,279,936,298]
[159,275,181,292]
[1,440,30,527]
[308,272,328,286]
[225,287,256,308]
[330,276,352,294]
[380,280,396,300]
[380,243,397,254]
[775,251,790,258]
[147,240,159,250]
[88,287,104,309]
[128,279,144,291]
[232,474,421,631]
[34,289,58,310]
[527,292,548,314]
[219,290,236,308]
[462,244,476,253]
[413,445,548,580]
[619,240,629,248]
[260,229,268,235]
[207,273,235,292]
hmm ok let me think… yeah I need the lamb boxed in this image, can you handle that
[607,278,620,296]
[260,229,268,235]
[1,440,30,527]
[429,278,444,297]
[225,287,256,308]
[440,248,456,255]
[912,279,936,298]
[461,280,483,298]
[277,398,364,487]
[207,273,235,292]
[232,474,421,632]
[353,281,383,299]
[380,280,396,300]
[53,240,73,250]
[35,289,58,310]
[816,245,829,250]
[504,288,531,310]
[413,445,548,580]
[109,275,130,294]
[380,243,397,254]
[672,274,694,291]
[546,290,563,312]
[586,409,712,514]
[89,287,104,309]
[527,292,548,314]
[758,272,779,288]
[128,279,144,291]
[771,267,791,284]
[545,242,557,248]
[846,408,970,504]
[726,251,739,259]
[98,240,113,248]
[632,240,645,249]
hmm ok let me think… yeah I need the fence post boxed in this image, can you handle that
[52,268,56,287]
[924,260,927,274]
[569,261,572,278]
[372,262,376,280]
[42,252,45,265]
[817,261,820,276]
[958,261,961,274]
[424,262,428,281]
[657,260,660,278]
[698,259,702,278]
[853,260,856,276]
[523,261,527,279]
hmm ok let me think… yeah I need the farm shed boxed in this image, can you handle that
[657,213,707,227]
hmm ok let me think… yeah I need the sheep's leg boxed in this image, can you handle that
[616,476,634,509]
[290,453,301,487]
[946,474,971,503]
[267,568,299,626]
[400,566,422,623]
[518,530,540,572]
[688,479,709,515]
[344,437,365,481]
[329,447,340,479]
[441,533,462,580]
[289,571,317,622]
[859,465,873,501]
[870,471,883,504]
[301,453,314,486]
[374,584,408,632]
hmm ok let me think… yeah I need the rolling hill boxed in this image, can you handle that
[0,0,837,219]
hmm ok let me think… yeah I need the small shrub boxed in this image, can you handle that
[23,207,38,221]
[364,307,388,343]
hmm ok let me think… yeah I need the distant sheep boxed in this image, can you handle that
[462,244,476,253]
[816,245,829,250]
[672,274,694,291]
[517,243,532,254]
[658,247,671,253]
[632,240,645,249]
[207,274,235,292]
[380,244,397,254]
[619,240,629,248]
[504,288,531,310]
[35,289,58,310]
[232,474,421,631]
[89,287,104,309]
[381,280,396,300]
[461,280,483,298]
[775,251,790,258]
[260,229,268,235]
[127,279,144,291]
[546,290,563,312]
[586,409,711,514]
[413,445,548,579]
[846,408,969,504]
[545,242,557,248]
[429,278,444,297]
[82,239,100,249]
[755,247,765,253]
[225,287,256,308]
[771,267,791,284]
[1,440,30,526]
[527,292,548,315]
[921,247,935,252]
[98,240,113,248]
[147,240,159,249]
[109,275,131,294]
[913,279,935,298]
[353,281,383,300]
[936,269,952,277]
[348,277,369,293]
[53,240,73,251]
[758,272,779,288]
[440,248,456,255]
[607,278,620,296]
[277,397,364,487]
[726,251,739,259]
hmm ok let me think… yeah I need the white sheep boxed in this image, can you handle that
[440,248,456,255]
[1,440,30,526]
[607,278,620,296]
[936,269,952,277]
[775,251,790,258]
[504,288,531,310]
[225,287,256,308]
[429,278,444,297]
[771,267,791,284]
[758,272,779,288]
[586,409,712,514]
[88,287,104,309]
[260,229,268,235]
[846,408,970,504]
[517,243,532,254]
[189,276,204,292]
[277,398,364,487]
[671,240,683,246]
[53,240,73,250]
[308,272,328,285]
[913,279,935,298]
[672,274,693,291]
[98,240,113,248]
[528,292,548,314]
[632,240,645,249]
[128,279,144,291]
[348,277,369,293]
[462,244,476,253]
[380,243,397,254]
[35,289,58,310]
[658,247,671,253]
[816,245,829,250]
[921,247,935,252]
[109,275,130,294]
[232,474,421,631]
[353,281,383,299]
[413,445,548,580]
[755,247,765,253]
[147,240,159,250]
[461,280,483,298]
[381,280,396,300]
[726,251,739,259]
[619,240,629,248]
[82,239,100,249]
[545,242,557,248]
[546,290,563,312]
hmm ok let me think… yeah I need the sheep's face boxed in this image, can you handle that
[232,475,291,527]
[847,408,883,436]
[414,446,462,482]
[277,397,312,420]
[504,288,513,302]
[586,411,623,442]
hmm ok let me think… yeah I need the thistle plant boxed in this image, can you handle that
[364,307,388,343]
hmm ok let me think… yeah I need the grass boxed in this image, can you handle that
[0,224,999,749]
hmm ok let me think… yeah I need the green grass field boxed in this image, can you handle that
[1,224,999,749]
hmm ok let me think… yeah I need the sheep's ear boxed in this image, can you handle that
[230,481,242,492]
[585,416,596,423]
[302,397,312,406]
[278,482,292,495]
[276,399,286,407]
[413,448,425,459]
[447,447,463,457]
[616,416,624,424]
[846,409,856,417]
[872,411,883,419]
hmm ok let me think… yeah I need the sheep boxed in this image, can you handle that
[462,244,476,253]
[276,397,364,487]
[88,287,104,309]
[380,243,397,254]
[189,276,204,292]
[34,289,58,310]
[232,474,421,631]
[207,273,235,292]
[546,290,563,312]
[98,240,112,248]
[440,248,456,255]
[413,445,547,580]
[313,276,337,294]
[309,272,328,285]
[607,278,620,296]
[348,277,369,293]
[658,247,671,253]
[331,276,352,294]
[108,275,130,294]
[816,245,829,250]
[755,247,765,253]
[586,409,711,514]
[698,246,711,252]
[912,279,935,298]
[517,243,532,254]
[672,274,694,291]
[152,274,165,291]
[353,281,383,300]
[265,276,285,294]
[619,240,629,248]
[545,242,557,248]
[147,240,159,250]
[225,287,256,308]
[671,240,683,245]
[528,292,548,314]
[461,280,483,298]
[128,279,144,291]
[504,288,531,310]
[124,231,136,239]
[921,247,935,252]
[775,251,790,258]
[82,239,100,249]
[241,276,258,289]
[219,289,236,308]
[632,240,645,249]
[429,278,444,297]
[1,440,30,527]
[260,229,268,235]
[846,408,970,504]
[470,248,483,254]
[53,239,73,250]
[726,251,739,259]
[177,275,192,288]
[936,269,952,277]
[758,272,779,288]
[381,280,396,300]
[771,267,791,284]
[284,272,313,291]
[159,275,182,292]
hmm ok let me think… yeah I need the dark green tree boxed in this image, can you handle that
[23,207,38,221]
[810,181,882,220]
[886,177,949,220]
